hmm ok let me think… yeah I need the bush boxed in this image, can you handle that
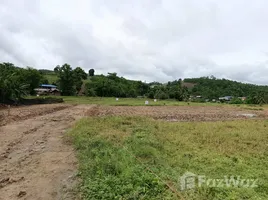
[230,98,243,104]
[148,91,155,99]
[127,89,137,98]
[86,88,97,97]
[155,91,169,100]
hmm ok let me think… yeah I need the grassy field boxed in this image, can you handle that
[68,116,268,200]
[44,74,58,84]
[34,96,267,111]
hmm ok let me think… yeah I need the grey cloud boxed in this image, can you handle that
[1,0,268,84]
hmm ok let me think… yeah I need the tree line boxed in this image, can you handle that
[0,62,92,102]
[185,76,268,104]
[1,62,268,104]
[0,62,43,103]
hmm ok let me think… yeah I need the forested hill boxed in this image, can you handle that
[1,61,268,104]
[39,69,55,74]
[37,69,268,100]
[184,77,268,99]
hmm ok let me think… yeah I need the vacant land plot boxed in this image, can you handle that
[1,103,268,199]
[53,96,219,106]
[88,105,268,121]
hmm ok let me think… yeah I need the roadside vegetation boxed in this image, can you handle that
[68,116,268,199]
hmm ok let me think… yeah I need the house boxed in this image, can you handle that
[219,96,233,101]
[238,97,247,101]
[34,84,61,96]
[39,84,57,89]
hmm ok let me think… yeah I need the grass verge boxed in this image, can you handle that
[68,117,268,199]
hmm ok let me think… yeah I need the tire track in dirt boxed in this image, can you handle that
[0,104,96,200]
[0,123,48,161]
[0,104,73,127]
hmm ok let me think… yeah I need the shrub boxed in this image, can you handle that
[230,98,243,104]
[155,91,169,100]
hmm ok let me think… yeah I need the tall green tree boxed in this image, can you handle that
[0,63,41,103]
[54,64,75,96]
[73,67,87,93]
[88,69,95,76]
[247,91,267,105]
[21,67,43,95]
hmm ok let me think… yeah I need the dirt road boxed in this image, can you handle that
[0,104,93,200]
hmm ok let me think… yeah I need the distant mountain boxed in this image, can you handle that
[39,70,57,84]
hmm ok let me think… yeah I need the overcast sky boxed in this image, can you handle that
[1,0,268,84]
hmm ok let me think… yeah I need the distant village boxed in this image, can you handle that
[190,95,246,103]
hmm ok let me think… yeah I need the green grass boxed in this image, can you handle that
[27,96,268,111]
[68,117,268,199]
[44,74,58,84]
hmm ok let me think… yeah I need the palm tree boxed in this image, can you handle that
[256,92,266,105]
[0,72,28,103]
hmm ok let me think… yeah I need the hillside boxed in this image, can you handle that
[38,68,268,100]
[39,69,58,84]
[184,77,268,99]
[85,73,149,97]
[2,62,267,103]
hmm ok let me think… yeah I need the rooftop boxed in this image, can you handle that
[40,84,57,88]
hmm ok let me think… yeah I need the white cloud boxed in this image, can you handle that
[1,0,268,84]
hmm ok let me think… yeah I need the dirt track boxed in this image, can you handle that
[0,104,93,200]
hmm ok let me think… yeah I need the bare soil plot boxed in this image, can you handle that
[0,104,73,126]
[90,105,268,121]
[0,104,94,200]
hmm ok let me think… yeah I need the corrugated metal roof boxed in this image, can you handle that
[40,84,57,88]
